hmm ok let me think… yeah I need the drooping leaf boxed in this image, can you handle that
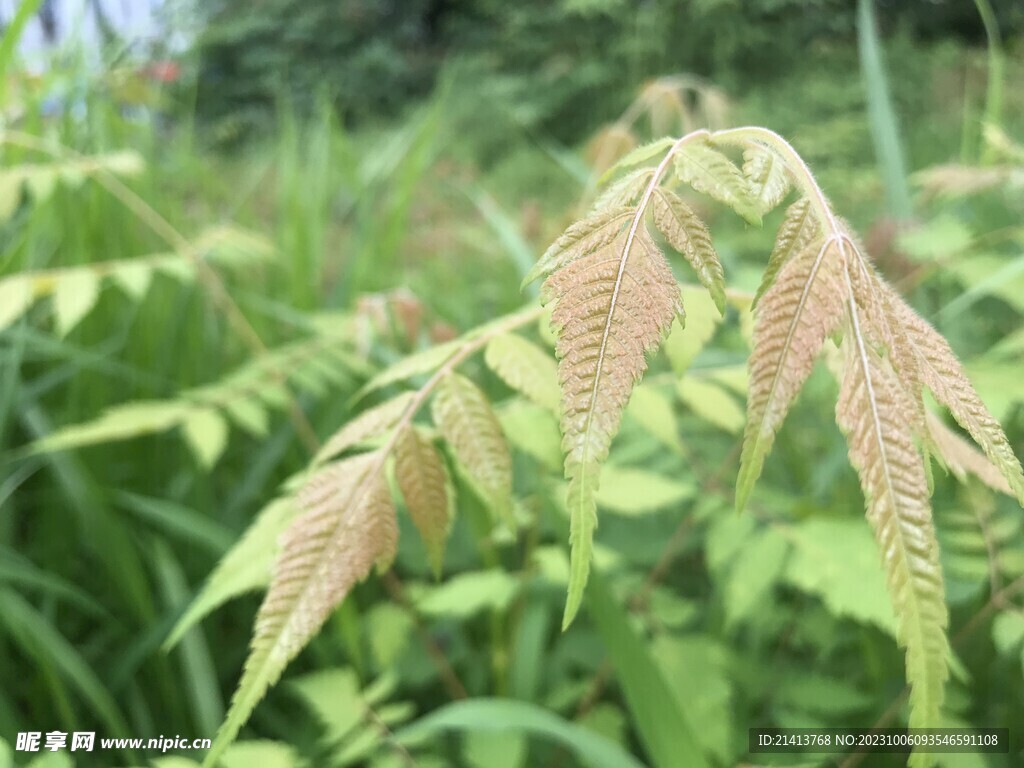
[205,452,397,767]
[395,425,452,577]
[836,318,949,735]
[881,283,1024,504]
[736,237,844,512]
[432,373,513,526]
[649,188,726,313]
[925,412,1013,496]
[532,206,682,628]
[485,333,561,413]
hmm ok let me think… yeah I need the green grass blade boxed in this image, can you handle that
[857,0,913,220]
[586,571,710,768]
[0,588,130,741]
[395,698,648,768]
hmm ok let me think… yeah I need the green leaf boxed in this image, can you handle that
[723,528,789,627]
[52,268,100,336]
[357,340,461,397]
[674,142,761,225]
[395,699,648,768]
[110,261,155,300]
[992,611,1024,655]
[652,635,734,764]
[223,398,270,438]
[586,571,710,768]
[485,333,561,413]
[783,519,897,634]
[25,753,73,768]
[463,731,527,768]
[0,275,34,332]
[415,570,519,618]
[663,286,722,374]
[596,465,693,515]
[219,741,297,768]
[625,386,684,454]
[857,0,912,220]
[182,408,230,468]
[497,400,564,472]
[0,588,129,739]
[30,401,192,454]
[432,374,514,527]
[290,667,365,743]
[676,376,745,433]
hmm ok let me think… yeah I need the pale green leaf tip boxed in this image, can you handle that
[520,269,542,292]
[561,590,583,631]
[734,468,754,514]
[711,289,727,317]
[740,209,763,228]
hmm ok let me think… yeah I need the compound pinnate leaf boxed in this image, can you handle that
[540,208,682,628]
[205,452,397,768]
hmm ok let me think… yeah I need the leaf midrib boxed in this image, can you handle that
[842,254,938,716]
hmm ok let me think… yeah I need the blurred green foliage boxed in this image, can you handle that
[193,0,1024,146]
